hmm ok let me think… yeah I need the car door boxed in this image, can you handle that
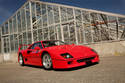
[25,45,34,64]
[27,42,43,65]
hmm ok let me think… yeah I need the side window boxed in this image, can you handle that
[30,42,43,49]
[37,42,43,49]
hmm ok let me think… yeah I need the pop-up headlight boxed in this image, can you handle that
[61,53,73,59]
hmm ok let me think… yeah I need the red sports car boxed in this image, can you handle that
[18,40,99,69]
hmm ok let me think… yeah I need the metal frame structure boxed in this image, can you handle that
[0,0,125,54]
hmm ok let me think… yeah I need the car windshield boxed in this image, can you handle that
[42,40,67,48]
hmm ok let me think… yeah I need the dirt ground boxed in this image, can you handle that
[0,56,125,83]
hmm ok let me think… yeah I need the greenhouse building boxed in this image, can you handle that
[0,0,125,61]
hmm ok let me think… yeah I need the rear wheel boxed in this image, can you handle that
[42,54,52,70]
[19,54,24,66]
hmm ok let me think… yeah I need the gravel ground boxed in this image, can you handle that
[0,56,125,83]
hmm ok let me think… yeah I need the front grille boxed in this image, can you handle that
[77,57,95,63]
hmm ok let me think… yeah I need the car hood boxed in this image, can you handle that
[44,44,96,59]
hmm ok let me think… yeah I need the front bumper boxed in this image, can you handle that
[52,55,99,69]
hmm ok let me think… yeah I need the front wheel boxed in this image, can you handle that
[42,54,52,70]
[19,54,24,66]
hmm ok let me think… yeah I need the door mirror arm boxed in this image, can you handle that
[34,47,41,50]
[27,50,32,54]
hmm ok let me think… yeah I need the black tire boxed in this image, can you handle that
[42,53,53,70]
[19,54,24,66]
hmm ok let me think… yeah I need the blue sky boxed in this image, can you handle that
[0,0,125,25]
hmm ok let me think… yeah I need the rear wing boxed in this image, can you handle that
[18,44,31,51]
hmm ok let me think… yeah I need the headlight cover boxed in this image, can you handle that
[61,53,73,59]
[91,49,97,54]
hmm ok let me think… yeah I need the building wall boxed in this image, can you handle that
[88,41,125,57]
[0,0,125,55]
[1,40,125,63]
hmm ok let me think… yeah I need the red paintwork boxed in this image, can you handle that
[18,40,99,69]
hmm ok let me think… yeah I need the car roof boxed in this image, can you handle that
[33,40,59,44]
[42,40,59,42]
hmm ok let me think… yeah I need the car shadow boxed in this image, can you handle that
[23,64,44,69]
[54,62,99,71]
[23,62,99,71]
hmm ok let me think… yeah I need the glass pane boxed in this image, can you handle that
[49,26,56,40]
[26,11,31,29]
[23,32,27,44]
[5,22,9,34]
[17,11,22,32]
[90,13,99,29]
[53,6,60,23]
[47,5,54,25]
[42,4,47,27]
[2,26,5,35]
[118,17,125,39]
[3,37,10,53]
[55,25,62,40]
[27,31,32,44]
[108,16,117,40]
[36,3,41,20]
[23,32,27,49]
[90,13,98,22]
[35,3,42,29]
[67,8,74,20]
[13,16,17,32]
[26,2,29,10]
[10,35,14,51]
[75,9,82,22]
[38,29,43,41]
[33,30,38,42]
[9,20,13,34]
[43,28,49,40]
[118,17,125,30]
[69,22,76,44]
[14,34,18,51]
[63,25,70,43]
[92,26,101,42]
[21,8,26,31]
[84,26,92,43]
[19,34,23,46]
[76,22,84,44]
[3,38,7,53]
[60,7,67,22]
[82,11,90,23]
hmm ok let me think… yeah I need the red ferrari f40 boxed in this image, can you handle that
[18,40,99,69]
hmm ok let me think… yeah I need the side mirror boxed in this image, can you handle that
[27,50,32,54]
[34,46,41,50]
